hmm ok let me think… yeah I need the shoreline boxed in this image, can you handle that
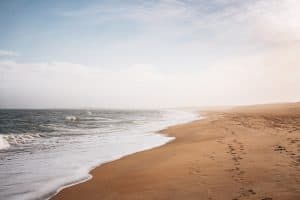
[47,112,201,200]
[52,103,300,200]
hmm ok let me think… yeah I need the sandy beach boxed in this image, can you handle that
[52,103,300,200]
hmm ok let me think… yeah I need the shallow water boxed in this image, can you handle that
[0,109,198,200]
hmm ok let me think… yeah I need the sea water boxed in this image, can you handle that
[0,109,198,200]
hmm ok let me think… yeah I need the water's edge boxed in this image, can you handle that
[47,115,202,200]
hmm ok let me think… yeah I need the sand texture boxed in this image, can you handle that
[52,103,300,200]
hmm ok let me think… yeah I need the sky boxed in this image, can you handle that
[0,0,300,109]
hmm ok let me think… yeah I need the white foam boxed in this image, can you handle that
[0,133,42,147]
[65,115,79,121]
[0,135,10,150]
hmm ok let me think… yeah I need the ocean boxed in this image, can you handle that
[0,109,198,200]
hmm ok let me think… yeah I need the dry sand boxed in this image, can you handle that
[52,103,300,200]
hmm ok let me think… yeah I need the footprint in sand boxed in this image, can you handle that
[274,145,287,152]
[226,138,249,192]
[232,188,256,200]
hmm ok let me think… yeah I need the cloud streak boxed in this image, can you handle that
[0,50,18,57]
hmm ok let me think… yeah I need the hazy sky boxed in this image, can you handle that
[0,0,299,109]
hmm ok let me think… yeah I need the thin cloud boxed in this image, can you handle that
[1,51,299,109]
[0,50,18,57]
[56,0,300,44]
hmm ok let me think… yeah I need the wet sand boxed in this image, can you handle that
[52,103,300,200]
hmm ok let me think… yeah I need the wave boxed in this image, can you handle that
[0,133,42,150]
[0,135,10,150]
[65,115,79,122]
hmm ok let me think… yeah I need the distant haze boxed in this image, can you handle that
[0,0,299,109]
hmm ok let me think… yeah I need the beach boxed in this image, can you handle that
[52,103,300,200]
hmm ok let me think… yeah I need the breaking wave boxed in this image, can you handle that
[0,133,42,150]
[0,135,10,150]
[65,115,79,122]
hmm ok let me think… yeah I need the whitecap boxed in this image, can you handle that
[0,135,10,150]
[65,116,79,122]
[0,133,42,147]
